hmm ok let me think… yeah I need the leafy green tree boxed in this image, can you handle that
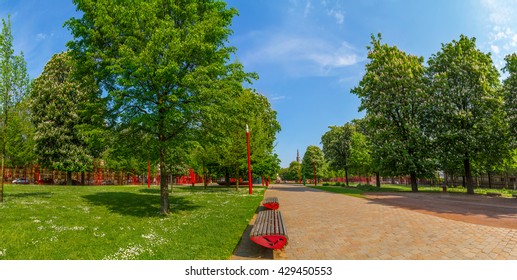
[30,52,99,185]
[348,129,373,179]
[6,97,35,170]
[195,88,280,189]
[0,16,29,202]
[504,53,517,147]
[301,145,326,185]
[66,0,252,213]
[426,35,504,194]
[280,161,301,182]
[253,153,281,184]
[321,123,354,186]
[351,34,432,192]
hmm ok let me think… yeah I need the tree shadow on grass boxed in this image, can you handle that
[8,192,53,198]
[83,192,201,217]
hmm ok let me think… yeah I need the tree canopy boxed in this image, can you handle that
[30,52,100,185]
[66,0,256,213]
[351,34,432,191]
[0,16,29,202]
[425,35,504,194]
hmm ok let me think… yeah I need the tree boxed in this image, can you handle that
[6,97,35,171]
[66,0,252,213]
[301,145,326,185]
[321,123,354,186]
[351,34,432,192]
[504,53,517,146]
[30,52,100,185]
[348,128,373,180]
[280,161,301,182]
[0,16,29,202]
[426,35,503,194]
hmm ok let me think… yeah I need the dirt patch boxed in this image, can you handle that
[364,192,517,230]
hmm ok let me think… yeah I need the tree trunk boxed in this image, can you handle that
[344,167,349,187]
[464,158,474,194]
[81,171,85,185]
[235,166,240,190]
[66,171,73,186]
[0,155,4,203]
[203,166,208,189]
[375,172,381,189]
[159,147,170,214]
[410,171,418,192]
[225,168,230,187]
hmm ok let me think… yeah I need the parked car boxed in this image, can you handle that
[12,178,30,184]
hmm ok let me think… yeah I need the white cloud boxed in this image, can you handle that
[480,0,517,68]
[490,44,500,54]
[36,33,48,41]
[243,34,358,76]
[328,9,344,25]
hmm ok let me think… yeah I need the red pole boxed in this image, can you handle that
[246,124,252,195]
[147,161,151,189]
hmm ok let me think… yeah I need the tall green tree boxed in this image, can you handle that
[504,53,517,146]
[199,89,280,189]
[66,0,252,213]
[321,123,354,186]
[279,160,302,182]
[426,35,503,194]
[30,52,99,185]
[301,145,326,185]
[351,34,432,192]
[348,128,373,180]
[6,97,35,170]
[0,16,29,202]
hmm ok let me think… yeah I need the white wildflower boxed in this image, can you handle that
[103,244,153,260]
[0,249,6,257]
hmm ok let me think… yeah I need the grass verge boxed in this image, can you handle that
[311,183,517,198]
[0,184,265,260]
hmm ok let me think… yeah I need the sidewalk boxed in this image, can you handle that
[232,184,517,260]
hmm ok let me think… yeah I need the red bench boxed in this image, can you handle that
[250,209,288,250]
[263,197,279,210]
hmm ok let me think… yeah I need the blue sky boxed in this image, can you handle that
[1,0,517,167]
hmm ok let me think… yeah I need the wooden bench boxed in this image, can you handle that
[250,209,288,250]
[263,197,279,210]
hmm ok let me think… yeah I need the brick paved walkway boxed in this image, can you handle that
[232,184,517,260]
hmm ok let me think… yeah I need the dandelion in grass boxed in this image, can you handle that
[103,244,153,260]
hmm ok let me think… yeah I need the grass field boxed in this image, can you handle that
[0,184,265,260]
[313,182,517,198]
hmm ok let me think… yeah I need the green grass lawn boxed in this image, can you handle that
[0,184,265,260]
[312,182,517,198]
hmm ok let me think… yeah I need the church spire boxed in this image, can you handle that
[296,149,300,163]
